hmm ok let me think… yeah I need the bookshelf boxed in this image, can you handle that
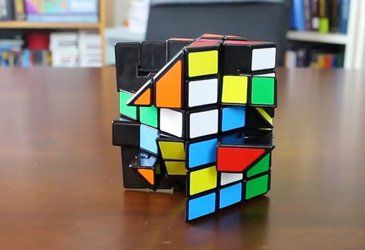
[0,0,107,66]
[286,0,364,69]
[287,31,348,45]
[0,21,101,29]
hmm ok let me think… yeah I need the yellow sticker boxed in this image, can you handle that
[222,75,248,104]
[256,107,273,126]
[165,161,186,175]
[189,166,217,195]
[188,50,218,77]
[158,141,185,160]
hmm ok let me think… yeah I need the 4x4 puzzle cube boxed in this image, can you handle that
[112,34,276,221]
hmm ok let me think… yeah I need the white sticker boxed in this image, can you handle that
[189,109,218,138]
[251,47,276,71]
[220,172,243,186]
[188,78,218,107]
[160,108,183,138]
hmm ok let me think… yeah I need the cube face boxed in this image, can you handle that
[140,125,159,155]
[251,47,276,71]
[187,138,218,169]
[158,141,185,160]
[247,153,271,178]
[245,173,270,200]
[160,108,183,138]
[223,40,276,74]
[217,147,266,172]
[120,147,149,189]
[155,58,183,109]
[186,192,216,221]
[120,91,138,120]
[251,77,276,106]
[219,182,243,209]
[188,165,217,196]
[137,168,156,186]
[134,88,152,106]
[221,106,246,132]
[188,50,218,77]
[139,105,158,128]
[112,118,140,147]
[188,78,218,108]
[165,161,186,175]
[189,109,219,139]
[114,34,277,222]
[222,76,248,104]
[220,172,243,186]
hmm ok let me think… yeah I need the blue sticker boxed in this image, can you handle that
[187,192,216,221]
[221,106,245,132]
[219,182,243,209]
[140,125,159,154]
[188,138,218,168]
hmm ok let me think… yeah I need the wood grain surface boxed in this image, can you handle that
[0,67,364,250]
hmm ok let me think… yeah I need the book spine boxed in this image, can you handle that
[330,0,340,33]
[0,0,15,20]
[339,0,350,34]
[26,14,98,23]
[292,0,306,31]
[13,0,25,20]
[319,0,329,33]
[304,0,312,30]
[311,0,319,30]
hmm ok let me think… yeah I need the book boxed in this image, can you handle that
[318,0,329,33]
[13,0,25,20]
[0,0,14,20]
[79,31,101,67]
[291,0,349,33]
[329,0,340,32]
[285,48,344,68]
[25,0,99,23]
[339,0,350,34]
[311,0,319,30]
[25,0,98,14]
[26,14,98,23]
[304,0,311,30]
[291,0,305,31]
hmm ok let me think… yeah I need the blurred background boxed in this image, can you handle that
[0,0,363,69]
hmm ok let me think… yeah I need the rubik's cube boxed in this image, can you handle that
[113,34,276,221]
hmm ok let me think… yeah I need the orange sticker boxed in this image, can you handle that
[155,60,182,108]
[134,88,151,105]
[137,169,154,185]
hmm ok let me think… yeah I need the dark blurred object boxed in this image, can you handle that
[146,0,289,66]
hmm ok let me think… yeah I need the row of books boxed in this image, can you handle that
[0,49,51,67]
[0,0,98,23]
[285,49,344,68]
[290,0,350,34]
[0,31,101,67]
[51,32,101,67]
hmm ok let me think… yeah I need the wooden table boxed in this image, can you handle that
[0,68,364,249]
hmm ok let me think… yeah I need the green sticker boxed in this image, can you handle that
[140,105,158,128]
[247,153,270,178]
[245,174,269,200]
[119,91,137,120]
[251,77,275,105]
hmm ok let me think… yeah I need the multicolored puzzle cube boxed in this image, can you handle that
[113,34,276,221]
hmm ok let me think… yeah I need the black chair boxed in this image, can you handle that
[146,0,289,65]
